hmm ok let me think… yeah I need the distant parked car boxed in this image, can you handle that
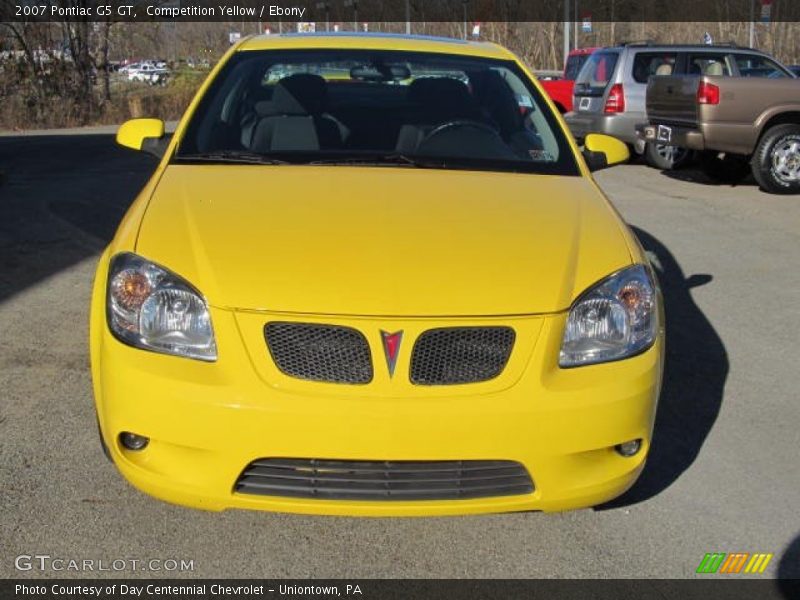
[564,43,777,170]
[535,71,562,81]
[128,63,169,85]
[539,47,598,113]
[640,49,800,194]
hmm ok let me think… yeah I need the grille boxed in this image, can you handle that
[265,322,372,384]
[235,459,534,500]
[410,327,515,385]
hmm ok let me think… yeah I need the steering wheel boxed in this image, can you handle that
[419,120,500,147]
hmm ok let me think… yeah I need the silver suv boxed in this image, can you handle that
[565,42,779,169]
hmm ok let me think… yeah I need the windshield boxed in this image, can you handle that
[175,49,579,176]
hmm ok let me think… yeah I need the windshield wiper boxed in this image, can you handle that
[307,154,448,168]
[177,151,456,169]
[174,151,290,165]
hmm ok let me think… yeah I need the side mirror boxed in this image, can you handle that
[116,118,167,157]
[582,133,630,171]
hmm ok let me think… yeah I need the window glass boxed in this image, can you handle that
[632,52,678,83]
[687,54,731,76]
[564,53,591,80]
[176,49,580,176]
[574,51,619,94]
[734,54,789,78]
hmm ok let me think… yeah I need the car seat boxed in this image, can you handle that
[655,63,673,76]
[395,77,484,153]
[249,74,344,152]
[239,85,275,148]
[470,70,542,158]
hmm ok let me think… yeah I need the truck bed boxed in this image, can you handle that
[644,74,800,155]
[646,75,700,128]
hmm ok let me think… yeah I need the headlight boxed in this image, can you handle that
[106,253,217,361]
[559,264,658,367]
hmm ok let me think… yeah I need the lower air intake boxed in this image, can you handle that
[235,458,534,501]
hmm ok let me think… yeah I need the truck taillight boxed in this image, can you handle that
[697,81,720,105]
[604,83,625,113]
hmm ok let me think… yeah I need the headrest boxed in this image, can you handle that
[269,73,328,115]
[655,63,673,76]
[408,77,474,113]
[471,70,523,132]
[704,61,724,76]
[254,100,277,117]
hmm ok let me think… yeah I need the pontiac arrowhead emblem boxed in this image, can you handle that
[380,330,403,377]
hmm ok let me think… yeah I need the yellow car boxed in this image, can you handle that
[91,34,663,516]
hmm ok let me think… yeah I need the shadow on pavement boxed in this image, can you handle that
[778,534,800,595]
[598,226,729,509]
[661,166,757,188]
[0,133,156,303]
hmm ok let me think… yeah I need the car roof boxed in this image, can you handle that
[238,32,513,60]
[605,43,768,54]
[569,47,600,56]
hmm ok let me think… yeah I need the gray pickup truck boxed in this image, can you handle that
[639,51,800,194]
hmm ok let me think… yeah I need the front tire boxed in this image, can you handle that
[751,124,800,195]
[699,150,751,184]
[645,142,692,170]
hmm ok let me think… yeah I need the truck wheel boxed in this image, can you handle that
[645,142,692,170]
[751,124,800,194]
[699,151,750,184]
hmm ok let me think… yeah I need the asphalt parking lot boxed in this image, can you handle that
[0,129,798,581]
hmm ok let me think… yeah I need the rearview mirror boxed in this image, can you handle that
[582,133,630,171]
[116,118,167,157]
[349,64,411,81]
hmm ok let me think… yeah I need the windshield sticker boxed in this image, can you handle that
[528,149,556,162]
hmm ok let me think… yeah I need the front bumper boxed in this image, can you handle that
[91,268,664,516]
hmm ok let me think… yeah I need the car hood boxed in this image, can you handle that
[135,165,633,316]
